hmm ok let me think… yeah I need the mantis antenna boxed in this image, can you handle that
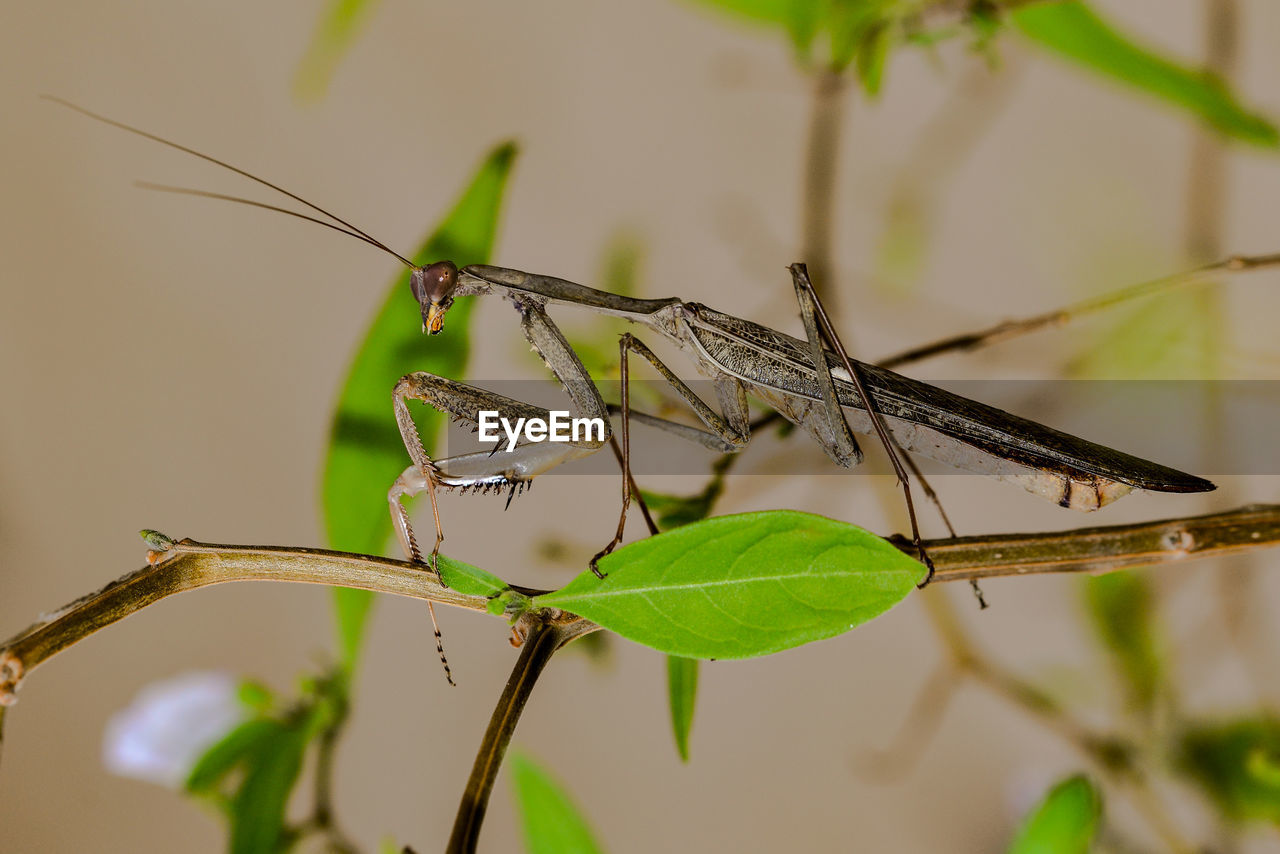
[41,95,416,268]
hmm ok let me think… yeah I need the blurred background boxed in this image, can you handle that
[2,0,1279,851]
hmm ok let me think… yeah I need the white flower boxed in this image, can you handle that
[103,671,248,788]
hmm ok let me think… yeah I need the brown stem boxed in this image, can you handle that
[913,504,1280,583]
[445,614,588,854]
[3,506,1278,706]
[801,68,847,304]
[1185,0,1237,263]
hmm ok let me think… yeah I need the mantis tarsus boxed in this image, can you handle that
[51,98,1229,683]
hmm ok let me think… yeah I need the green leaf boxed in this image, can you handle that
[323,141,518,668]
[1012,2,1279,147]
[1007,774,1102,854]
[1178,717,1280,824]
[184,718,282,796]
[293,0,381,103]
[510,753,607,854]
[1082,571,1162,715]
[438,554,510,598]
[228,722,309,854]
[534,511,923,659]
[667,656,699,762]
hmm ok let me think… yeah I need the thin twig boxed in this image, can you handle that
[850,661,961,782]
[920,591,1198,854]
[875,252,1280,369]
[444,615,587,854]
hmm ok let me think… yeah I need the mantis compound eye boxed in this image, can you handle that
[411,260,459,335]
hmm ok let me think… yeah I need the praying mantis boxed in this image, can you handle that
[49,98,1227,682]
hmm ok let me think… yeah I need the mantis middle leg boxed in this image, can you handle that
[590,334,752,573]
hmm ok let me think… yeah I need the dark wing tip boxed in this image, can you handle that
[1143,470,1216,494]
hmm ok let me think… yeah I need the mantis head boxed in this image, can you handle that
[411,260,460,335]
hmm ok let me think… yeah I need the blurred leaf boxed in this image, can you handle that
[639,450,731,532]
[184,718,282,796]
[826,0,894,80]
[1246,748,1280,788]
[667,656,699,762]
[876,198,928,294]
[293,0,381,103]
[681,0,897,74]
[600,232,642,299]
[567,630,614,668]
[323,142,518,668]
[966,2,1002,53]
[1007,774,1102,854]
[237,680,275,714]
[1178,717,1280,824]
[785,3,823,61]
[1075,290,1221,380]
[1082,571,1162,716]
[680,0,799,30]
[556,232,645,383]
[228,722,309,854]
[639,488,720,531]
[854,20,893,94]
[535,510,923,659]
[1012,2,1279,147]
[511,753,607,854]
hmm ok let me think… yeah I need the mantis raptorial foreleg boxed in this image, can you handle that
[389,298,611,571]
[388,301,614,678]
